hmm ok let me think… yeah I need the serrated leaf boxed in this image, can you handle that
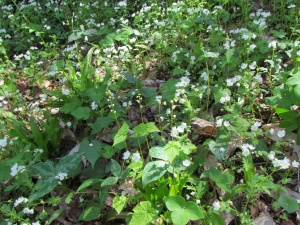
[111,159,121,177]
[278,195,298,213]
[79,206,101,221]
[164,141,181,164]
[101,177,118,187]
[225,48,234,63]
[142,160,168,187]
[131,122,160,138]
[113,122,129,146]
[149,146,168,161]
[65,193,74,204]
[29,178,58,202]
[112,196,128,214]
[77,179,101,192]
[79,140,102,169]
[71,107,91,120]
[129,201,158,225]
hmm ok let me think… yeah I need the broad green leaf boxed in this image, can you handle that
[131,122,160,138]
[181,141,197,155]
[101,144,117,159]
[61,102,79,114]
[129,201,158,225]
[113,122,129,146]
[164,141,181,164]
[286,76,300,85]
[171,210,189,225]
[185,201,205,220]
[56,152,84,174]
[79,206,101,221]
[101,177,118,187]
[142,160,168,187]
[90,116,114,134]
[165,196,186,211]
[85,86,106,102]
[209,167,234,192]
[208,140,227,161]
[124,71,137,84]
[111,159,121,177]
[112,195,128,214]
[209,212,225,225]
[29,178,58,202]
[173,67,186,76]
[278,196,298,213]
[275,108,297,121]
[291,84,300,105]
[79,140,102,169]
[29,161,55,178]
[77,179,101,192]
[149,146,168,161]
[71,107,91,120]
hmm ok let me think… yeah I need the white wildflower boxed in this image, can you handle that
[132,153,141,162]
[91,101,98,110]
[212,201,220,210]
[55,172,67,180]
[183,159,191,167]
[277,130,285,138]
[123,151,131,160]
[292,160,299,168]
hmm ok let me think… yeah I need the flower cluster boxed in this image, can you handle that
[240,143,255,157]
[170,122,187,137]
[10,163,26,177]
[123,151,141,162]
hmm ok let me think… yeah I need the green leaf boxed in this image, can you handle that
[243,156,255,183]
[124,71,137,84]
[185,201,205,220]
[85,86,106,102]
[165,196,186,211]
[56,152,85,175]
[111,159,121,177]
[29,178,58,202]
[101,177,118,187]
[79,206,101,221]
[208,140,227,161]
[297,129,300,145]
[171,210,189,225]
[79,140,102,169]
[65,193,74,204]
[129,201,158,225]
[45,209,63,225]
[142,160,168,187]
[77,179,101,192]
[131,122,160,138]
[90,116,114,134]
[112,196,128,214]
[225,48,234,64]
[173,67,186,76]
[278,195,298,213]
[149,146,168,161]
[209,212,225,225]
[164,141,181,164]
[113,122,129,146]
[209,167,234,192]
[61,102,79,114]
[286,76,300,85]
[71,107,91,120]
[29,161,55,178]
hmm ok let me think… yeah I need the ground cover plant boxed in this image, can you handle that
[0,0,300,224]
